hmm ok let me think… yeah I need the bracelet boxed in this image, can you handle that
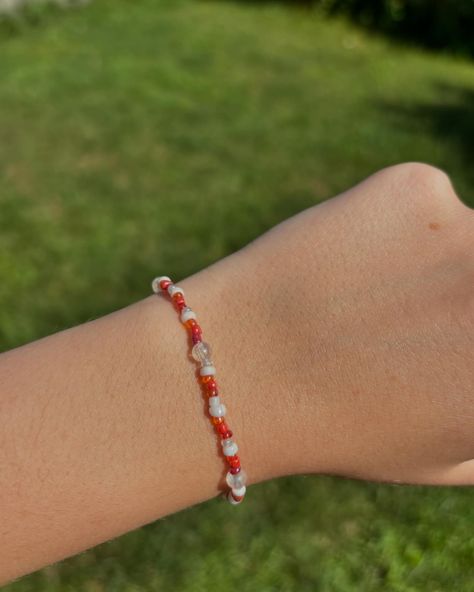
[152,275,247,505]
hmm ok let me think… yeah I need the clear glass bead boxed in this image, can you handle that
[227,490,243,505]
[226,469,247,489]
[192,341,212,365]
[222,441,238,456]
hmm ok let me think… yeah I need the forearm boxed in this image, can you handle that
[0,250,326,583]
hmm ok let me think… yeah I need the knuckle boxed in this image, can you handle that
[376,162,471,222]
[361,163,473,255]
[384,162,457,203]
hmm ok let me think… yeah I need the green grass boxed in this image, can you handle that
[1,1,474,590]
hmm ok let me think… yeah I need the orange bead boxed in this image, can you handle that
[185,319,197,329]
[201,375,214,384]
[212,416,224,426]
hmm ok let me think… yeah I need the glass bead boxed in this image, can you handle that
[227,455,241,468]
[227,491,244,505]
[205,379,218,391]
[200,365,216,377]
[212,417,224,426]
[220,430,233,439]
[206,389,218,398]
[230,466,241,475]
[232,485,246,497]
[216,421,229,435]
[222,440,238,456]
[226,469,247,489]
[201,375,214,384]
[192,341,212,364]
[209,403,226,418]
[152,276,171,293]
[227,491,243,505]
[208,395,221,407]
[180,307,196,323]
[185,318,197,329]
[191,326,202,345]
[168,285,184,298]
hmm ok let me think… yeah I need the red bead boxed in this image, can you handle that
[227,455,240,469]
[176,300,186,311]
[231,493,244,502]
[216,421,229,436]
[191,325,202,344]
[205,379,218,392]
[206,389,218,398]
[230,466,241,474]
[160,279,172,290]
[220,430,233,439]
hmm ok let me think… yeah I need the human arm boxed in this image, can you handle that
[1,163,473,583]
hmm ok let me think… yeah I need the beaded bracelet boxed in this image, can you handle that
[152,275,247,505]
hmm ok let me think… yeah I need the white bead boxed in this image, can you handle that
[151,276,170,293]
[221,437,233,447]
[232,485,246,497]
[192,342,212,365]
[227,490,243,505]
[180,307,196,323]
[222,441,238,456]
[209,403,226,418]
[200,365,216,376]
[226,469,247,489]
[208,396,221,408]
[168,285,184,297]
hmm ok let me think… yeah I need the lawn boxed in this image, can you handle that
[1,1,473,590]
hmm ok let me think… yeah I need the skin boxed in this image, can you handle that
[0,163,473,583]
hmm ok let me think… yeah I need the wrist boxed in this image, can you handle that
[138,240,334,490]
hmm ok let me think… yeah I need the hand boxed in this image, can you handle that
[195,162,474,486]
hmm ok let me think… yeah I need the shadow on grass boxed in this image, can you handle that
[378,82,474,207]
[224,0,474,57]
